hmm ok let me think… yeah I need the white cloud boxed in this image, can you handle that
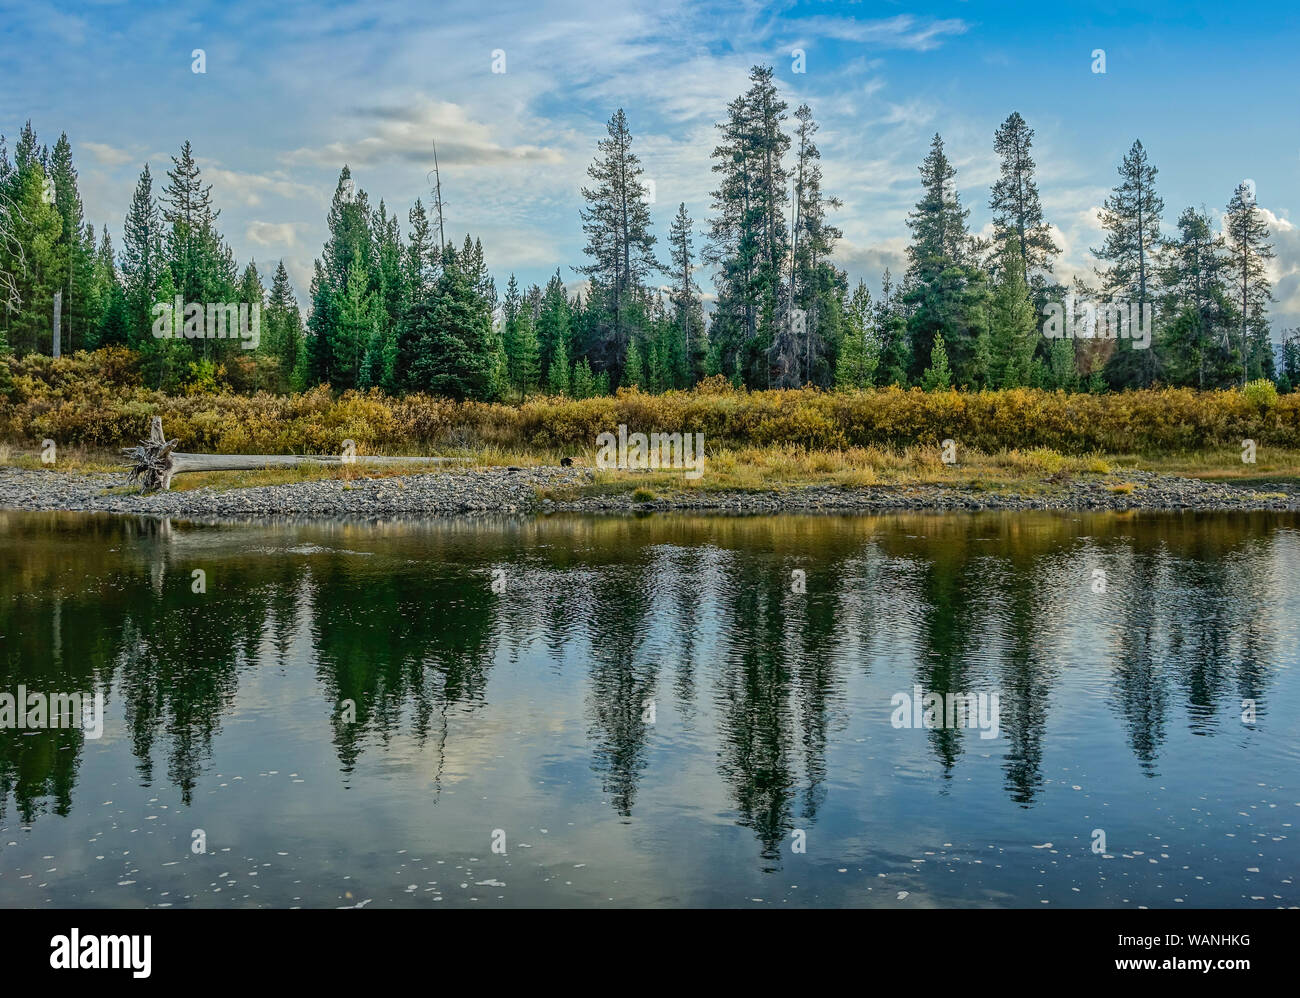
[246,221,305,248]
[793,14,968,52]
[286,99,565,169]
[201,166,320,208]
[1257,208,1299,333]
[81,141,134,167]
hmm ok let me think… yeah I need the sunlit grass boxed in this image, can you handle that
[0,443,121,473]
[1116,447,1300,484]
[560,445,1121,500]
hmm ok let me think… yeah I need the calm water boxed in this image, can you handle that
[1,509,1297,908]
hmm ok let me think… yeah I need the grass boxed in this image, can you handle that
[1124,447,1300,485]
[561,445,1111,501]
[2,441,1297,501]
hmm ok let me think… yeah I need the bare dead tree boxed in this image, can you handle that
[123,416,470,493]
[0,187,27,315]
[428,139,447,257]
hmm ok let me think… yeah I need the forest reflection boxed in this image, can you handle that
[1,509,1295,857]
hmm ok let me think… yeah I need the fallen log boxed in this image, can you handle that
[123,416,469,493]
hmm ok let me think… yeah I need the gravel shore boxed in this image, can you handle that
[1,464,1296,518]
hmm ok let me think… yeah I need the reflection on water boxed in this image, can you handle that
[1,510,1297,907]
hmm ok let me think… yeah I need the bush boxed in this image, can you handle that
[3,348,1299,456]
[1242,378,1279,411]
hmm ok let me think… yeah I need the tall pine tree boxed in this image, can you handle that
[1094,140,1163,387]
[1223,182,1276,384]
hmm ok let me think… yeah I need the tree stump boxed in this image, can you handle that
[123,416,181,492]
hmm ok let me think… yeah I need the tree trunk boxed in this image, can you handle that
[122,416,468,493]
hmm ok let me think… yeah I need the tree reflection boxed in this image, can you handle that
[0,509,1291,855]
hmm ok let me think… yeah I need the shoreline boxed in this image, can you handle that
[2,465,1297,519]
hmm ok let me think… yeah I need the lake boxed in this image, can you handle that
[1,509,1297,908]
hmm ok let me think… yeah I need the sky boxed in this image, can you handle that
[1,0,1297,337]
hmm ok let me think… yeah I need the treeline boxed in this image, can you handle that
[1,65,1297,402]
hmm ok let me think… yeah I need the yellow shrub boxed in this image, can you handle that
[3,348,1299,456]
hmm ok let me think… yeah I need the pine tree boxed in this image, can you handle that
[359,321,398,392]
[623,336,646,389]
[836,280,877,389]
[668,202,706,385]
[263,260,303,392]
[784,102,843,387]
[1,159,62,354]
[536,270,571,385]
[989,113,1058,286]
[1280,329,1299,391]
[1224,182,1275,384]
[372,200,406,358]
[234,261,265,383]
[1157,206,1232,387]
[1046,337,1079,391]
[337,259,380,388]
[907,133,971,283]
[457,234,496,311]
[87,226,124,348]
[49,133,91,351]
[121,164,163,342]
[514,310,541,401]
[238,261,264,312]
[1096,140,1163,304]
[501,273,523,394]
[577,109,660,376]
[904,134,987,384]
[77,223,108,342]
[875,268,910,386]
[398,243,494,399]
[501,274,540,401]
[706,66,791,387]
[651,292,687,390]
[307,167,374,388]
[972,327,994,389]
[404,198,436,302]
[987,238,1039,387]
[921,331,952,390]
[162,141,237,361]
[547,334,571,395]
[572,357,597,399]
[161,141,223,300]
[137,264,187,389]
[1094,140,1163,386]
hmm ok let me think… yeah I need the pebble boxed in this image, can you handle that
[0,466,1295,518]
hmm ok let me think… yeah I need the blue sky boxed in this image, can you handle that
[2,0,1297,335]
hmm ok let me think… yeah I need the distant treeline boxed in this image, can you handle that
[1,65,1296,403]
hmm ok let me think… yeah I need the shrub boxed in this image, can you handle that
[3,348,1299,456]
[1243,378,1279,411]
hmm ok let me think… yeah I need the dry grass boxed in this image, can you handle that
[3,439,1298,500]
[564,445,1118,500]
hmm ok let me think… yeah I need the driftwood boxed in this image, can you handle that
[123,416,468,493]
